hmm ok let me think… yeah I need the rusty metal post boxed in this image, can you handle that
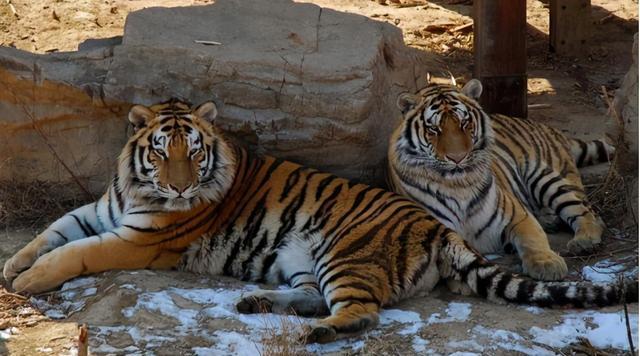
[473,0,527,118]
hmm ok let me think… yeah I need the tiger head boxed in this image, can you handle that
[392,78,494,179]
[117,99,236,211]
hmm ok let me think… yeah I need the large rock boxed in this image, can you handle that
[0,0,436,197]
[611,33,638,222]
[613,33,639,165]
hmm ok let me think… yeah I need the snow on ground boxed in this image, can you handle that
[582,259,638,283]
[530,310,639,350]
[29,276,98,320]
[26,272,640,355]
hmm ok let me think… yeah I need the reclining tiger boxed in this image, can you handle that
[388,77,614,282]
[4,99,634,343]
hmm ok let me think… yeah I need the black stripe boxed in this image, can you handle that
[69,214,91,237]
[241,231,270,280]
[52,230,69,242]
[537,175,563,207]
[547,184,576,208]
[576,140,588,167]
[279,167,304,202]
[289,271,313,282]
[595,140,609,162]
[554,200,582,216]
[328,286,378,310]
[467,176,493,214]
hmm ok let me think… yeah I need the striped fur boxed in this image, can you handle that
[388,79,615,281]
[5,99,632,343]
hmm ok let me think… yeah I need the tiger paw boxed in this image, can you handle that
[303,324,337,344]
[521,250,568,281]
[11,250,75,294]
[236,292,274,314]
[567,223,603,255]
[4,248,38,284]
[3,235,52,284]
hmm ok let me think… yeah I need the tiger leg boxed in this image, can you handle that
[4,202,104,283]
[531,170,603,254]
[305,261,386,343]
[236,285,329,317]
[508,210,568,281]
[11,229,171,294]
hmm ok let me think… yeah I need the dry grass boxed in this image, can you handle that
[588,87,638,231]
[0,285,47,329]
[0,180,89,230]
[258,309,310,356]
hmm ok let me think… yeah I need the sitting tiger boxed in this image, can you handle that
[4,99,632,343]
[388,77,614,281]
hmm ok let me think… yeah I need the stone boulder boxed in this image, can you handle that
[611,32,638,222]
[0,0,436,198]
[613,32,639,166]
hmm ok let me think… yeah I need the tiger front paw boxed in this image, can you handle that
[11,249,76,294]
[3,236,53,284]
[567,222,603,255]
[522,250,568,281]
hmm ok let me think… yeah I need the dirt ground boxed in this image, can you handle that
[0,0,638,355]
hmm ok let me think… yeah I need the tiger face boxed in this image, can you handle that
[394,79,493,177]
[118,99,236,211]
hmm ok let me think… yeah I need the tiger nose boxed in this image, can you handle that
[446,152,467,164]
[168,183,189,194]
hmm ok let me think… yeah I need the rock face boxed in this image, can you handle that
[613,32,639,164]
[612,32,638,221]
[0,0,436,197]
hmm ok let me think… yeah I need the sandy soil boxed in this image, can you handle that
[0,0,638,355]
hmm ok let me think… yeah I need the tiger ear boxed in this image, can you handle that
[194,101,218,122]
[128,105,155,132]
[397,93,419,114]
[462,79,483,100]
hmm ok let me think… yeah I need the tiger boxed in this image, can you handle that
[387,76,615,282]
[4,99,633,343]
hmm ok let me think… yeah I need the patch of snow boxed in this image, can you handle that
[379,308,424,335]
[122,290,199,328]
[0,328,16,340]
[493,342,555,356]
[60,277,96,291]
[524,306,544,315]
[306,338,364,353]
[447,339,484,352]
[530,310,639,350]
[35,347,53,353]
[472,325,523,342]
[449,352,480,356]
[120,284,141,291]
[428,302,472,324]
[44,309,66,319]
[193,331,260,355]
[81,287,97,297]
[582,259,638,283]
[413,335,429,353]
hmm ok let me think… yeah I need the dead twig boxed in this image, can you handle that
[620,276,636,356]
[5,0,18,18]
[78,324,88,356]
[599,13,615,24]
[194,40,222,46]
[528,103,552,110]
[450,22,473,33]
